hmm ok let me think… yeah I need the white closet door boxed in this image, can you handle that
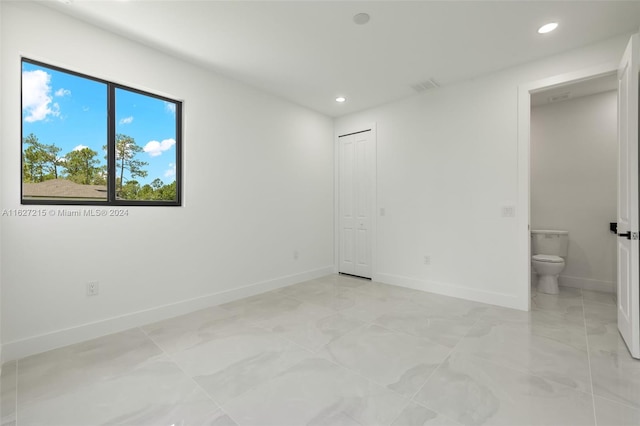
[339,130,372,278]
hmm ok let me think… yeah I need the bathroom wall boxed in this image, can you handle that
[531,90,618,292]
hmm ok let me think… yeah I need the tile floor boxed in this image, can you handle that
[1,274,639,426]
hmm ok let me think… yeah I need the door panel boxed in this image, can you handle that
[340,138,355,274]
[617,34,639,359]
[619,243,630,318]
[356,228,369,277]
[343,228,354,263]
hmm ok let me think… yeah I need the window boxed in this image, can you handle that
[21,58,182,205]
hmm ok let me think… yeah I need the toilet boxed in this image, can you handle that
[531,230,569,294]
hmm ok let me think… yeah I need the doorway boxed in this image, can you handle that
[518,35,640,359]
[518,63,618,309]
[337,127,376,279]
[530,74,618,294]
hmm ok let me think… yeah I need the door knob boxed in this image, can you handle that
[619,232,631,239]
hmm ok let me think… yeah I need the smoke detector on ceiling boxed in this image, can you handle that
[353,13,371,25]
[411,79,440,93]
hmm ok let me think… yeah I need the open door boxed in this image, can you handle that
[617,34,640,359]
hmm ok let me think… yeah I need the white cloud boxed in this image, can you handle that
[22,70,60,122]
[143,138,175,157]
[164,102,176,114]
[164,163,176,178]
[55,88,71,97]
[119,116,134,125]
[73,144,89,151]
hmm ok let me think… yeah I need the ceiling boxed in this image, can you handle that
[42,1,640,117]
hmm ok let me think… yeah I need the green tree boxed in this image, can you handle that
[134,179,176,201]
[137,184,156,201]
[119,180,141,199]
[63,147,101,185]
[151,178,163,191]
[23,133,47,182]
[43,143,63,179]
[89,165,108,186]
[158,181,177,201]
[113,134,148,197]
[22,160,31,183]
[22,133,64,182]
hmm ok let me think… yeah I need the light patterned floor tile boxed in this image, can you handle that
[320,324,451,396]
[221,295,336,330]
[594,396,640,426]
[582,289,616,306]
[209,409,240,426]
[1,361,16,426]
[372,300,480,348]
[391,402,461,426]
[16,329,219,425]
[222,357,408,426]
[414,352,595,426]
[142,305,249,354]
[161,321,314,405]
[584,298,640,410]
[271,312,364,352]
[453,318,591,392]
[589,334,640,409]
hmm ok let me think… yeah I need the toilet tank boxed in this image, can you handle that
[531,230,569,257]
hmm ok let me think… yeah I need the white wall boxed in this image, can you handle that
[531,91,617,292]
[335,34,630,310]
[0,2,334,361]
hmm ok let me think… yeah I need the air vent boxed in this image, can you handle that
[548,92,571,103]
[411,79,440,93]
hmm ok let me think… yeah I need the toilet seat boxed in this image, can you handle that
[532,254,564,263]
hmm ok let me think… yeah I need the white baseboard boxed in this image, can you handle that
[374,273,527,311]
[1,266,334,363]
[559,274,615,293]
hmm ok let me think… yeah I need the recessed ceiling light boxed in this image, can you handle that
[336,97,346,103]
[353,13,370,25]
[538,22,558,34]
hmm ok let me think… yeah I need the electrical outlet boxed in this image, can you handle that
[86,281,99,296]
[424,255,431,265]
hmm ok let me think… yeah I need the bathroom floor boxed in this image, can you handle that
[1,274,639,426]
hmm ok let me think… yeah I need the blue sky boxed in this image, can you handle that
[22,61,177,186]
